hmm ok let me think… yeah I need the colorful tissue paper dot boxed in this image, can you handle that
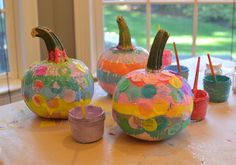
[35,80,43,88]
[137,99,153,117]
[169,76,182,89]
[76,64,86,73]
[142,74,158,84]
[128,116,139,129]
[130,74,145,87]
[53,81,60,89]
[47,98,60,109]
[142,118,158,132]
[156,116,168,131]
[118,79,130,92]
[35,65,47,76]
[166,104,186,118]
[167,123,181,136]
[141,84,157,98]
[32,94,45,106]
[130,73,142,81]
[63,89,76,103]
[130,79,145,87]
[182,83,192,95]
[118,92,130,104]
[125,85,141,102]
[58,66,71,76]
[171,89,184,103]
[153,98,170,115]
[156,74,170,82]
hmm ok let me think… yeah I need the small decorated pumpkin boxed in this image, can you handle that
[112,29,193,141]
[21,27,94,119]
[97,16,148,95]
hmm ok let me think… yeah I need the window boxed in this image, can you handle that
[196,4,235,60]
[0,0,17,78]
[0,0,40,105]
[74,0,236,73]
[0,0,41,79]
[103,0,236,60]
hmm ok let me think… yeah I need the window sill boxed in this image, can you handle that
[0,78,21,94]
[0,78,22,106]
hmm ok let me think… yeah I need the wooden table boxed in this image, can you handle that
[0,57,236,165]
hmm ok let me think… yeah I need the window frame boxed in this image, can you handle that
[0,0,17,78]
[0,0,41,80]
[74,0,236,73]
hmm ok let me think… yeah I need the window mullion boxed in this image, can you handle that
[192,0,198,56]
[146,0,151,50]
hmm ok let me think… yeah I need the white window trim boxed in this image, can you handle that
[74,0,104,74]
[13,0,40,79]
[0,0,40,79]
[3,0,17,78]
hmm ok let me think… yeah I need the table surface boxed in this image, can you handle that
[1,57,236,165]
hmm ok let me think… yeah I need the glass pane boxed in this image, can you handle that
[0,0,4,10]
[151,4,193,59]
[104,4,146,50]
[196,4,233,60]
[0,12,9,73]
[233,3,236,61]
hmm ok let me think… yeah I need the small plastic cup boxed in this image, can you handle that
[69,105,105,143]
[203,75,231,103]
[162,49,172,67]
[164,65,189,80]
[191,89,209,121]
[205,63,222,76]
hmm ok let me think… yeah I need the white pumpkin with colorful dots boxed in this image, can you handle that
[97,16,148,95]
[112,30,193,141]
[21,27,94,119]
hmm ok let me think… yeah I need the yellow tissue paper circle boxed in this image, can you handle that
[169,76,182,89]
[142,118,158,132]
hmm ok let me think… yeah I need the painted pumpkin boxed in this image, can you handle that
[97,16,148,95]
[112,30,193,141]
[21,27,94,119]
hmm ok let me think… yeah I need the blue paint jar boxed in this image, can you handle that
[164,65,189,80]
[203,75,231,103]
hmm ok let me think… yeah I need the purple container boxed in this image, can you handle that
[69,105,105,143]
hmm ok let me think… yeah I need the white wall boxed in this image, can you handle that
[13,0,40,78]
[37,0,76,60]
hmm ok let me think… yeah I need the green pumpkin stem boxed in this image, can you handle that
[116,16,134,51]
[147,29,169,71]
[31,26,68,63]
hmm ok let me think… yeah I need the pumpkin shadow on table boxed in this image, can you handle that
[111,129,191,157]
[62,135,104,165]
[208,102,233,118]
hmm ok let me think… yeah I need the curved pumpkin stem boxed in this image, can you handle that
[147,29,169,71]
[116,16,134,51]
[31,26,68,63]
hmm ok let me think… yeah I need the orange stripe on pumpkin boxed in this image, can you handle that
[99,59,146,75]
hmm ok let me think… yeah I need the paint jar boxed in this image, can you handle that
[191,90,209,121]
[164,65,189,80]
[232,66,236,94]
[204,63,222,76]
[162,49,172,67]
[203,75,231,103]
[69,105,105,143]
